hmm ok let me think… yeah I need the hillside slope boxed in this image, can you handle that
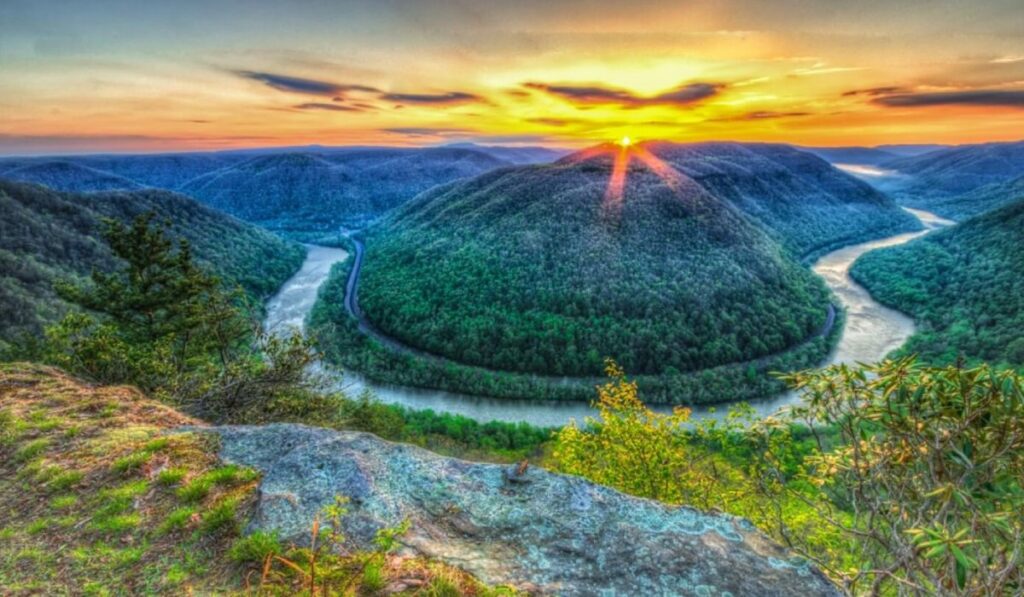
[0,363,506,595]
[1,161,144,192]
[650,142,921,259]
[178,148,512,230]
[925,174,1024,221]
[0,180,305,351]
[880,141,1024,209]
[851,198,1024,366]
[357,144,832,378]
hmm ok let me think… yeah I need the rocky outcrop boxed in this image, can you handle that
[207,423,840,596]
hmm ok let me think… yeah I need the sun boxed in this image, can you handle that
[619,136,632,148]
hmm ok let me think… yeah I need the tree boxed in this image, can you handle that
[54,213,251,385]
[45,213,336,424]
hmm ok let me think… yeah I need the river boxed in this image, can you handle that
[264,208,953,427]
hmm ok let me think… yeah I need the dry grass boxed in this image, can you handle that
[0,363,520,596]
[0,362,257,594]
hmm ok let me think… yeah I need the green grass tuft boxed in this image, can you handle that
[157,506,196,535]
[200,498,240,535]
[15,438,50,462]
[229,531,282,564]
[155,467,187,486]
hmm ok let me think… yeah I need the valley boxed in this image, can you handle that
[266,206,950,426]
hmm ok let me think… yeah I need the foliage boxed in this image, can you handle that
[37,212,335,425]
[851,198,1024,367]
[339,391,553,462]
[782,358,1024,595]
[554,359,1024,595]
[311,251,843,405]
[0,179,304,354]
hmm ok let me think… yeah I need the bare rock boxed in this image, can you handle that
[207,423,841,596]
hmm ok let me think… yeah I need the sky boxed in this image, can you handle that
[1,0,1023,154]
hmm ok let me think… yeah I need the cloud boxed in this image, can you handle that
[842,86,910,97]
[738,110,812,120]
[294,102,362,112]
[379,91,483,105]
[235,70,378,96]
[523,81,723,107]
[382,127,476,137]
[872,89,1024,108]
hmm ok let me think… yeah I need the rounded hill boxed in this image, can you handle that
[356,143,832,377]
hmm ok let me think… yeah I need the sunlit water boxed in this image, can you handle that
[265,209,952,427]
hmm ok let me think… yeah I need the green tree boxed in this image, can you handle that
[44,213,335,424]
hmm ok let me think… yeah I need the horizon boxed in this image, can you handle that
[1,138,1018,160]
[2,0,1023,154]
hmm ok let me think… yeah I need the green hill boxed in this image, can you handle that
[850,198,1024,366]
[925,175,1024,221]
[880,141,1024,210]
[652,142,921,259]
[356,144,832,378]
[0,180,305,352]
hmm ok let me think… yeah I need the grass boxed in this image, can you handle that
[0,363,258,593]
[0,362,519,595]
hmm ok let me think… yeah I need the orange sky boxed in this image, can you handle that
[1,0,1023,154]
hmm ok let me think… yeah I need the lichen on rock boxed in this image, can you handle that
[206,423,841,596]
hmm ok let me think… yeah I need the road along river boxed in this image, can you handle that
[264,209,953,426]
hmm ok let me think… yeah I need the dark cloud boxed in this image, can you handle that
[731,110,812,120]
[526,117,573,127]
[235,70,378,96]
[379,91,483,105]
[382,127,476,137]
[524,81,724,107]
[842,86,910,97]
[873,89,1024,108]
[294,102,362,112]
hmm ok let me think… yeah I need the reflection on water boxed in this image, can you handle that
[265,210,950,427]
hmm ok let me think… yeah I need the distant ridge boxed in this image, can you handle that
[0,145,564,231]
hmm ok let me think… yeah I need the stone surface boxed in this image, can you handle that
[207,423,841,596]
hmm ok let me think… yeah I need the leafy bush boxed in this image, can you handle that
[555,358,1024,595]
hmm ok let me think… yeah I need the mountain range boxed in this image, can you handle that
[0,145,564,232]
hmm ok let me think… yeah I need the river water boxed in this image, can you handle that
[265,209,952,427]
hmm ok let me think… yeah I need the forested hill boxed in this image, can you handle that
[879,141,1024,210]
[357,145,832,378]
[645,142,921,260]
[0,180,305,352]
[923,175,1024,221]
[0,146,562,232]
[850,197,1024,366]
[1,161,145,192]
[178,148,513,230]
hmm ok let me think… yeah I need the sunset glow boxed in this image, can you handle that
[2,0,1023,154]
